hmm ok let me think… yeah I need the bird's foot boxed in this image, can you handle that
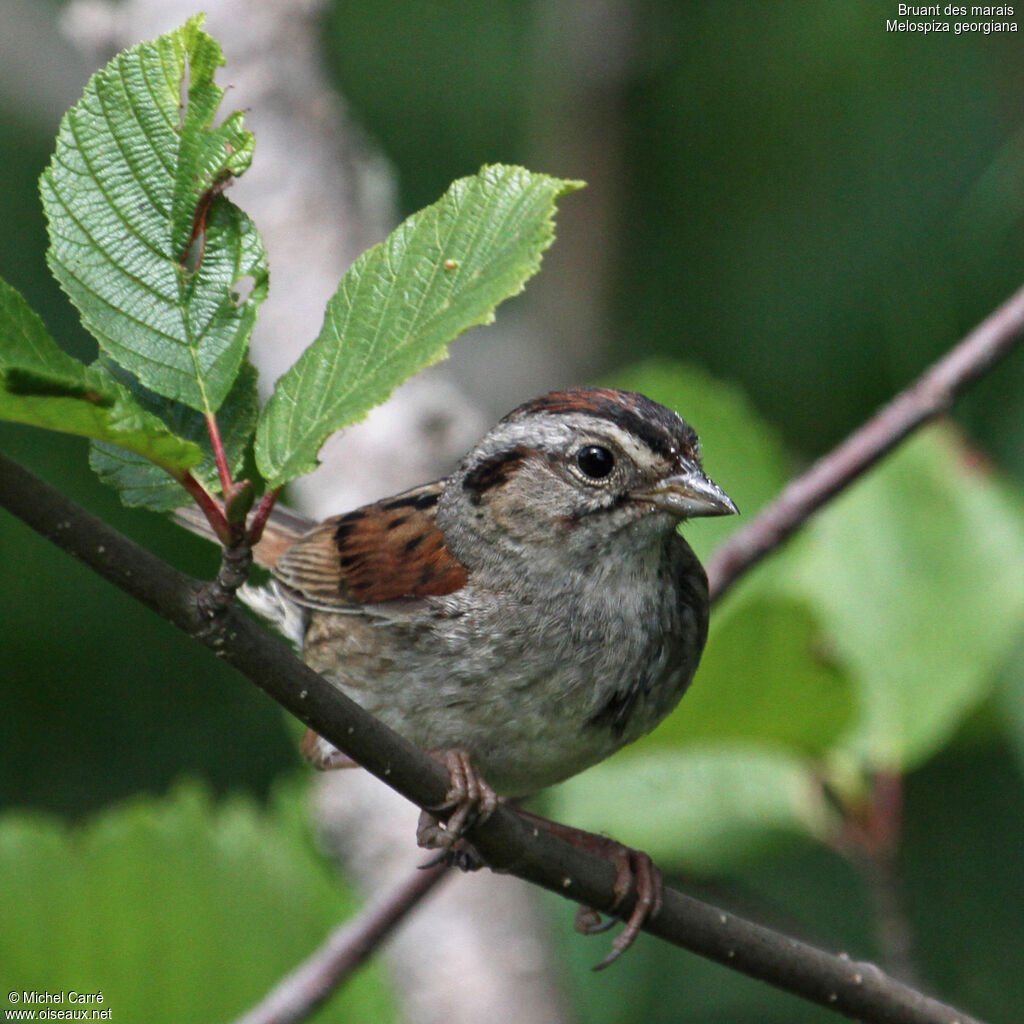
[573,842,663,970]
[517,809,663,969]
[416,748,499,870]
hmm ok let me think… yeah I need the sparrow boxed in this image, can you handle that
[180,386,736,964]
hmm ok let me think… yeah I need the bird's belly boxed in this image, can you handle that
[303,596,698,797]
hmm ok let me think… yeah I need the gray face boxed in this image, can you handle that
[436,387,728,570]
[458,412,679,528]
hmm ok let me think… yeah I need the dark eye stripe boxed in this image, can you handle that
[462,445,535,505]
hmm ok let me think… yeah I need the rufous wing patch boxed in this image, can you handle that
[273,481,468,607]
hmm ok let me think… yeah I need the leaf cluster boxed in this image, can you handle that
[0,783,394,1021]
[0,15,579,535]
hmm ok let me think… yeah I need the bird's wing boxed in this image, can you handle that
[273,481,468,609]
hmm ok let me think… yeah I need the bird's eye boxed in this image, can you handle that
[575,445,615,480]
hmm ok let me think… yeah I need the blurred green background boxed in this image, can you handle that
[1,2,1023,1022]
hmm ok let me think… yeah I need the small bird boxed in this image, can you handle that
[182,386,736,963]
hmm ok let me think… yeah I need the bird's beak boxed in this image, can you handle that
[632,468,738,519]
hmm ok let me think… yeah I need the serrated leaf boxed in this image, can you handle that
[787,426,1024,772]
[548,746,832,873]
[0,276,201,474]
[255,164,582,488]
[90,361,258,510]
[39,15,268,415]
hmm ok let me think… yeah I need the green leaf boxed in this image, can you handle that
[641,594,855,757]
[0,277,201,475]
[0,782,396,1023]
[787,426,1024,773]
[90,360,258,510]
[39,15,268,415]
[548,746,832,873]
[255,164,582,488]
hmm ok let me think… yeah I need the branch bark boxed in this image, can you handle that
[0,451,987,1024]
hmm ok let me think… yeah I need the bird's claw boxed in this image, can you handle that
[579,845,664,970]
[415,749,498,870]
[513,807,663,969]
[575,906,618,934]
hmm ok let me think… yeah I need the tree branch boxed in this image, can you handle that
[0,452,986,1024]
[706,279,1024,601]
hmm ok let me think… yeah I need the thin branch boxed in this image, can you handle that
[706,279,1024,601]
[0,452,987,1024]
[196,542,254,619]
[231,862,450,1024]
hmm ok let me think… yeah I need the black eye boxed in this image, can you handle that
[575,445,615,480]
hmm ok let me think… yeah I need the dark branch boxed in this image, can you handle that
[0,452,987,1024]
[706,279,1024,601]
[196,541,253,620]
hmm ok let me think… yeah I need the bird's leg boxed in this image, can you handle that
[416,749,499,870]
[300,728,359,770]
[515,808,664,969]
